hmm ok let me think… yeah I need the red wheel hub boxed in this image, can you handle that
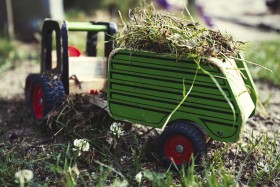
[164,135,195,165]
[32,84,43,119]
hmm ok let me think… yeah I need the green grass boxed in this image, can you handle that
[0,38,16,73]
[1,126,279,186]
[244,39,280,85]
[1,95,279,186]
[65,0,140,21]
[0,39,40,75]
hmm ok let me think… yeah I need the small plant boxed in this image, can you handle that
[73,138,90,156]
[14,169,34,187]
[110,122,125,138]
[49,140,90,186]
[135,171,143,184]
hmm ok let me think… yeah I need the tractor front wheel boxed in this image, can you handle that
[30,74,65,121]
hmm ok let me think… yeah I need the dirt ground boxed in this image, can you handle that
[198,0,280,41]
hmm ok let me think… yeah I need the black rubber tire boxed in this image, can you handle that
[30,74,65,121]
[158,122,207,168]
[25,73,38,104]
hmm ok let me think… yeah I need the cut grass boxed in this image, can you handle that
[116,4,242,59]
[244,39,280,85]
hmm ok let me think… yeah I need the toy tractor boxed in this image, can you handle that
[25,19,257,168]
[25,20,116,119]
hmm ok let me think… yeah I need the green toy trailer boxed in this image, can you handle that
[107,49,257,165]
[25,20,257,167]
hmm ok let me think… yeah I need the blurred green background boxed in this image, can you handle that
[0,0,279,85]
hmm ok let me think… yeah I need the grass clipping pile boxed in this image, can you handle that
[116,5,243,59]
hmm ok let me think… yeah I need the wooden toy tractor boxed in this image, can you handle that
[25,20,257,167]
[25,20,116,119]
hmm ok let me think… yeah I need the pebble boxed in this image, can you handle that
[273,118,280,123]
[264,120,274,126]
[5,131,17,140]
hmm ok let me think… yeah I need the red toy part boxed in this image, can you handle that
[90,89,99,95]
[32,83,44,119]
[164,135,195,165]
[68,46,81,57]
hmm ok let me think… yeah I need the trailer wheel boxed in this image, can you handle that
[25,73,38,104]
[30,74,65,121]
[158,122,206,168]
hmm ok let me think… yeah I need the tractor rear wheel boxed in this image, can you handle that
[30,74,65,121]
[158,122,207,168]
